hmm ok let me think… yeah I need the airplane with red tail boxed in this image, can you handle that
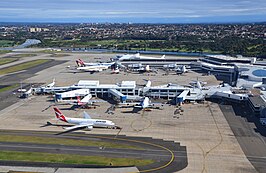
[53,107,118,134]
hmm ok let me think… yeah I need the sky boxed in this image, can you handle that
[0,0,266,23]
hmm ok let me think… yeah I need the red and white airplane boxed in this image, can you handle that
[53,107,117,134]
[75,58,115,73]
[76,58,114,67]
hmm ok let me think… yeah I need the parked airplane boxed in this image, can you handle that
[188,78,207,90]
[163,63,178,70]
[114,53,165,61]
[129,64,156,73]
[67,94,92,106]
[46,78,55,88]
[76,65,108,73]
[163,64,189,74]
[111,68,120,74]
[53,107,118,134]
[119,97,164,110]
[176,65,188,75]
[76,59,114,67]
[59,94,105,108]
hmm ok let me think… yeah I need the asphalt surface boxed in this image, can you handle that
[219,103,266,173]
[0,59,67,110]
[0,130,188,173]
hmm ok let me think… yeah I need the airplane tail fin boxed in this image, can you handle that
[182,65,187,73]
[196,80,202,90]
[53,107,67,122]
[76,59,85,67]
[145,80,151,87]
[135,53,140,57]
[83,111,91,119]
[76,96,82,105]
[79,59,85,66]
[145,65,150,72]
[161,55,165,59]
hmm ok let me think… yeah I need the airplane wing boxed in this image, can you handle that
[56,123,93,135]
[118,102,140,108]
[148,103,164,109]
[88,99,107,104]
[83,111,91,119]
[81,94,92,102]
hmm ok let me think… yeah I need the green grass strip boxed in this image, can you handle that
[0,150,153,166]
[7,54,37,58]
[0,58,19,66]
[0,59,50,75]
[0,40,14,47]
[0,50,12,54]
[0,134,142,150]
[0,84,19,93]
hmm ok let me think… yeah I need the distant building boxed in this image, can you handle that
[29,28,49,33]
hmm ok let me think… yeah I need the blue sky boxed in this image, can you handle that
[0,0,266,23]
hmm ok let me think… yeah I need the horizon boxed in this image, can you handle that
[0,21,266,25]
[1,0,266,23]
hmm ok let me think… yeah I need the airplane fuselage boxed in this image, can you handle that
[64,117,115,128]
[118,53,165,61]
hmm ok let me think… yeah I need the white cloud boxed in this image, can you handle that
[0,0,266,21]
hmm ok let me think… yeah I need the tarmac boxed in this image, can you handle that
[0,51,259,172]
[220,103,266,173]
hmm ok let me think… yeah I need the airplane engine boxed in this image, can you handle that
[86,126,93,131]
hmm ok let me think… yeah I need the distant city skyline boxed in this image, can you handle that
[1,0,266,23]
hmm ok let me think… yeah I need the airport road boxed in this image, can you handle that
[0,130,188,173]
[220,103,266,173]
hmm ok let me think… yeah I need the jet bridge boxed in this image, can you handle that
[109,89,127,103]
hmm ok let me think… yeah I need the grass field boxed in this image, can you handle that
[6,53,37,58]
[50,53,70,57]
[0,50,12,54]
[0,40,14,47]
[0,58,18,65]
[0,84,19,93]
[0,134,142,150]
[0,59,50,75]
[0,151,153,166]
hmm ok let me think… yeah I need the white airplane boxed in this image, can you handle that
[75,95,106,107]
[115,53,165,61]
[119,97,163,110]
[66,94,93,106]
[46,78,55,88]
[176,65,188,74]
[76,65,108,73]
[145,80,152,87]
[58,94,104,108]
[76,59,114,67]
[111,68,120,74]
[129,64,155,73]
[189,79,207,90]
[53,107,117,134]
[138,65,151,73]
[163,63,178,70]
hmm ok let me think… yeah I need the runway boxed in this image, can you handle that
[0,59,67,110]
[0,130,188,173]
